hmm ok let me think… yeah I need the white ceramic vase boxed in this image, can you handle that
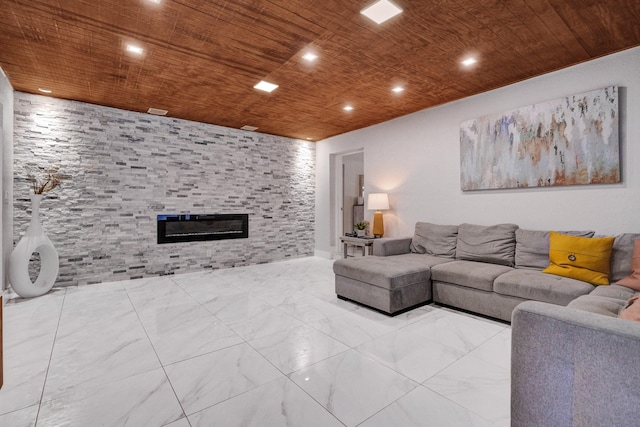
[9,194,59,298]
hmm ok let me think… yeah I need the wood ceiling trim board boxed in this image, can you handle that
[546,0,638,57]
[15,0,284,78]
[451,0,544,73]
[499,0,584,68]
[490,0,567,68]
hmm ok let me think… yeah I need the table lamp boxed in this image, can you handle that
[367,193,389,237]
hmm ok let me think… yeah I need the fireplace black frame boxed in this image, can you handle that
[157,214,249,244]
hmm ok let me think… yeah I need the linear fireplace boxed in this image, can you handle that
[157,214,249,244]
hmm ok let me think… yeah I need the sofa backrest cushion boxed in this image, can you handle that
[616,238,640,290]
[455,223,518,266]
[410,222,458,258]
[515,229,595,270]
[543,232,615,286]
[609,233,640,283]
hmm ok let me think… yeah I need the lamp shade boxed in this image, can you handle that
[367,193,389,210]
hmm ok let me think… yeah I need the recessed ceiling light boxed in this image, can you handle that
[241,125,259,131]
[306,137,313,140]
[461,57,478,67]
[392,86,404,93]
[146,0,161,3]
[343,105,354,111]
[253,80,279,93]
[361,0,403,25]
[147,107,168,116]
[302,52,318,62]
[38,88,52,93]
[126,44,144,55]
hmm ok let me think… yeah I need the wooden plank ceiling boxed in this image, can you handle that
[1,0,639,141]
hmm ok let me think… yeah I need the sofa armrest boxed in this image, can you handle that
[511,301,640,427]
[372,237,412,257]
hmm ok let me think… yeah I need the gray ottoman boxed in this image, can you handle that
[333,255,431,314]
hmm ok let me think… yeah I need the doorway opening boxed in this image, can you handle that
[330,150,364,258]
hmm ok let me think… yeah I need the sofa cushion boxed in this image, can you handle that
[590,284,637,301]
[515,229,595,270]
[397,253,456,269]
[333,255,431,291]
[431,260,512,292]
[568,295,626,318]
[455,223,518,266]
[619,296,640,321]
[410,222,458,258]
[543,232,615,286]
[494,269,594,306]
[611,234,640,285]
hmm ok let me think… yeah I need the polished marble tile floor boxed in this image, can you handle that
[0,257,511,427]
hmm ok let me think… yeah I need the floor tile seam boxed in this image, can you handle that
[180,373,288,418]
[278,304,349,325]
[162,283,250,328]
[38,363,165,407]
[124,280,200,306]
[0,403,38,419]
[123,284,249,360]
[227,317,305,343]
[34,287,70,426]
[122,288,191,423]
[46,334,162,366]
[421,382,506,425]
[350,344,443,387]
[354,326,469,357]
[396,310,506,348]
[283,375,349,427]
[160,339,255,371]
[396,304,442,327]
[352,384,418,427]
[416,349,477,385]
[292,323,357,354]
[301,317,360,349]
[244,326,351,377]
[460,330,513,372]
[50,296,152,359]
[313,357,420,427]
[389,320,478,357]
[294,347,423,394]
[161,415,191,427]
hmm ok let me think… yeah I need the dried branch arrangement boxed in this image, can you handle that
[28,167,65,194]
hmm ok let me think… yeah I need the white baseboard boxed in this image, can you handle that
[314,249,333,259]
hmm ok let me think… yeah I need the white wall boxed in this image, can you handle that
[315,47,640,254]
[0,67,13,290]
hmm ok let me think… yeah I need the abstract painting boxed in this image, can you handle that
[460,86,619,190]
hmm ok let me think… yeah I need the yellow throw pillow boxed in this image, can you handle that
[542,232,615,286]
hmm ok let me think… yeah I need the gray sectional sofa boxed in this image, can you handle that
[334,222,640,426]
[511,295,640,427]
[333,222,639,321]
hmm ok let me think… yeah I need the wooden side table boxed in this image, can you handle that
[340,236,375,258]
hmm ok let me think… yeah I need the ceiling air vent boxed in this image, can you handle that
[147,107,168,116]
[241,125,258,131]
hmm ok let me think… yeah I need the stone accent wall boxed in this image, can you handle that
[13,92,315,286]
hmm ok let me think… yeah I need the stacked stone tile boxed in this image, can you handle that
[13,93,315,286]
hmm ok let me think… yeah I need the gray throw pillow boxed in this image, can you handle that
[456,223,518,266]
[410,222,458,258]
[607,233,640,283]
[515,229,595,270]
